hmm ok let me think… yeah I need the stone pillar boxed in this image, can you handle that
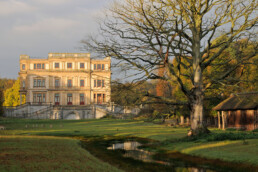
[180,116,184,125]
[218,111,221,129]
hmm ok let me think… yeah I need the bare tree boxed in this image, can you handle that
[82,0,257,135]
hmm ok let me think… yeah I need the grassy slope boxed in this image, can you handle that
[0,118,258,166]
[161,139,258,165]
[0,135,122,172]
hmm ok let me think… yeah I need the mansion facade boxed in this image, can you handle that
[19,53,111,106]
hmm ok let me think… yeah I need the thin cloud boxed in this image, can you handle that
[0,0,36,16]
[13,18,80,34]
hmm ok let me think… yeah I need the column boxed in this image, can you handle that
[218,111,221,129]
[222,111,227,130]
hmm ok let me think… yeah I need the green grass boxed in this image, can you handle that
[159,139,258,165]
[0,118,258,168]
[0,135,122,172]
[0,118,188,140]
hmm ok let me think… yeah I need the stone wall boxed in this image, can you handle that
[3,104,141,120]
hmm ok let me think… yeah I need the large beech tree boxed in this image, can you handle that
[83,0,257,135]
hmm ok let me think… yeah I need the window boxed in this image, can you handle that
[102,80,105,87]
[34,79,37,87]
[22,64,25,70]
[67,93,72,105]
[94,80,105,88]
[80,80,84,87]
[97,94,102,104]
[43,94,46,102]
[97,64,101,70]
[37,80,41,87]
[94,93,105,104]
[80,94,84,105]
[67,63,72,69]
[22,81,25,89]
[67,79,72,87]
[93,64,105,70]
[33,78,45,87]
[55,63,60,68]
[80,63,85,69]
[37,64,41,69]
[33,93,46,103]
[55,79,60,87]
[54,93,60,105]
[97,80,101,87]
[34,63,45,70]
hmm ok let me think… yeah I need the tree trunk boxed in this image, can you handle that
[189,27,209,136]
[189,88,208,135]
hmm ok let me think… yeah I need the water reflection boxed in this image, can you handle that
[108,141,164,164]
[107,141,215,172]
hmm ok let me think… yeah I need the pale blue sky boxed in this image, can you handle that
[0,0,112,78]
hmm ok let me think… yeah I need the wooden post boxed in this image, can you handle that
[222,111,226,130]
[218,111,221,129]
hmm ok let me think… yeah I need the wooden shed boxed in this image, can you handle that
[213,92,258,131]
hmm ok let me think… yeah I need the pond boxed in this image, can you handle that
[107,141,216,172]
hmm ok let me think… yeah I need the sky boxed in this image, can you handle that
[0,0,113,79]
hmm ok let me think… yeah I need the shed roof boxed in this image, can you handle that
[213,92,258,111]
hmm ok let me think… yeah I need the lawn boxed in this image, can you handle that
[0,118,188,140]
[0,135,121,172]
[0,118,258,169]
